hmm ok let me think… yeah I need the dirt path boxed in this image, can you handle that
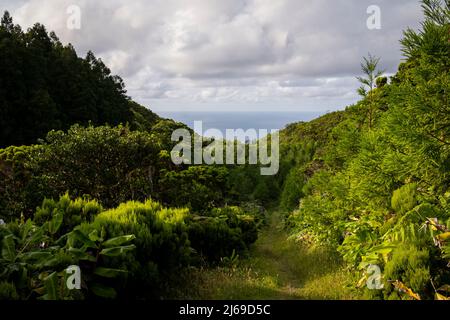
[182,210,361,300]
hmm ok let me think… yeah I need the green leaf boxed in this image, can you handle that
[42,272,59,300]
[49,212,64,234]
[88,230,102,242]
[102,235,136,248]
[99,244,136,257]
[2,234,16,262]
[21,251,53,264]
[67,248,97,262]
[28,227,45,246]
[67,229,96,250]
[90,283,117,299]
[94,267,127,278]
[20,219,33,242]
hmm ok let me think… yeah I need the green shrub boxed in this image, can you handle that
[187,206,259,263]
[383,245,431,299]
[0,282,19,300]
[38,125,164,208]
[81,200,191,297]
[280,168,305,212]
[187,216,246,263]
[391,184,418,215]
[159,166,229,212]
[0,145,45,220]
[34,194,103,235]
[0,208,137,300]
[209,206,259,246]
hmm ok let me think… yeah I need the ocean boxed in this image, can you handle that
[157,111,323,140]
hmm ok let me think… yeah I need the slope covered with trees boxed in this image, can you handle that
[276,0,450,300]
[0,11,163,148]
[0,11,262,300]
[0,0,449,301]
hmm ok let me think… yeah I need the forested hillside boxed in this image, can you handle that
[0,11,163,148]
[0,0,449,301]
[0,11,262,300]
[275,0,450,300]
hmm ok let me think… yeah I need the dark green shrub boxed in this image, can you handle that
[0,282,19,300]
[0,211,137,300]
[0,145,45,220]
[383,245,431,299]
[187,206,259,263]
[81,200,191,297]
[280,168,305,212]
[209,206,259,246]
[391,184,418,215]
[159,166,229,212]
[187,216,246,263]
[0,125,171,221]
[34,193,103,235]
[38,125,164,208]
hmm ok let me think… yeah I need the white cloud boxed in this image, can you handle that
[1,0,423,111]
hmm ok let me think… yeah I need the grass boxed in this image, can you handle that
[174,210,363,300]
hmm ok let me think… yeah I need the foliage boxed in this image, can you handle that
[187,206,260,263]
[0,125,164,220]
[159,166,230,212]
[34,194,103,235]
[80,200,191,298]
[279,168,305,212]
[282,0,450,300]
[391,184,418,215]
[0,208,135,300]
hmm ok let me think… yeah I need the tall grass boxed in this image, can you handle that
[173,211,362,300]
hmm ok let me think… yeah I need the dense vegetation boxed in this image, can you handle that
[276,0,450,300]
[0,0,449,301]
[0,11,261,300]
[0,11,163,148]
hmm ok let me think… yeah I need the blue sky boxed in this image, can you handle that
[1,0,423,112]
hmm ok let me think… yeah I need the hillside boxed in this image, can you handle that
[273,1,450,300]
[0,11,166,147]
[0,0,449,302]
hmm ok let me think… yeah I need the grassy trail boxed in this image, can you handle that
[179,210,361,300]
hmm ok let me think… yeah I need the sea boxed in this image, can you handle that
[157,111,323,141]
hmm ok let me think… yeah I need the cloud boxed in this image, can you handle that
[1,0,423,111]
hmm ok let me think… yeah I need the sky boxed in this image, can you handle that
[1,0,423,112]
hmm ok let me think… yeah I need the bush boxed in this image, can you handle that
[0,145,45,220]
[0,125,177,221]
[159,166,230,212]
[391,184,418,215]
[38,125,164,208]
[81,200,191,297]
[0,282,19,300]
[34,193,103,235]
[187,206,259,263]
[0,215,133,300]
[383,245,431,300]
[0,125,236,222]
[209,207,259,246]
[280,168,305,212]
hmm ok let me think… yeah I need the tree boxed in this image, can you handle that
[0,11,13,32]
[0,11,139,148]
[356,54,385,130]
